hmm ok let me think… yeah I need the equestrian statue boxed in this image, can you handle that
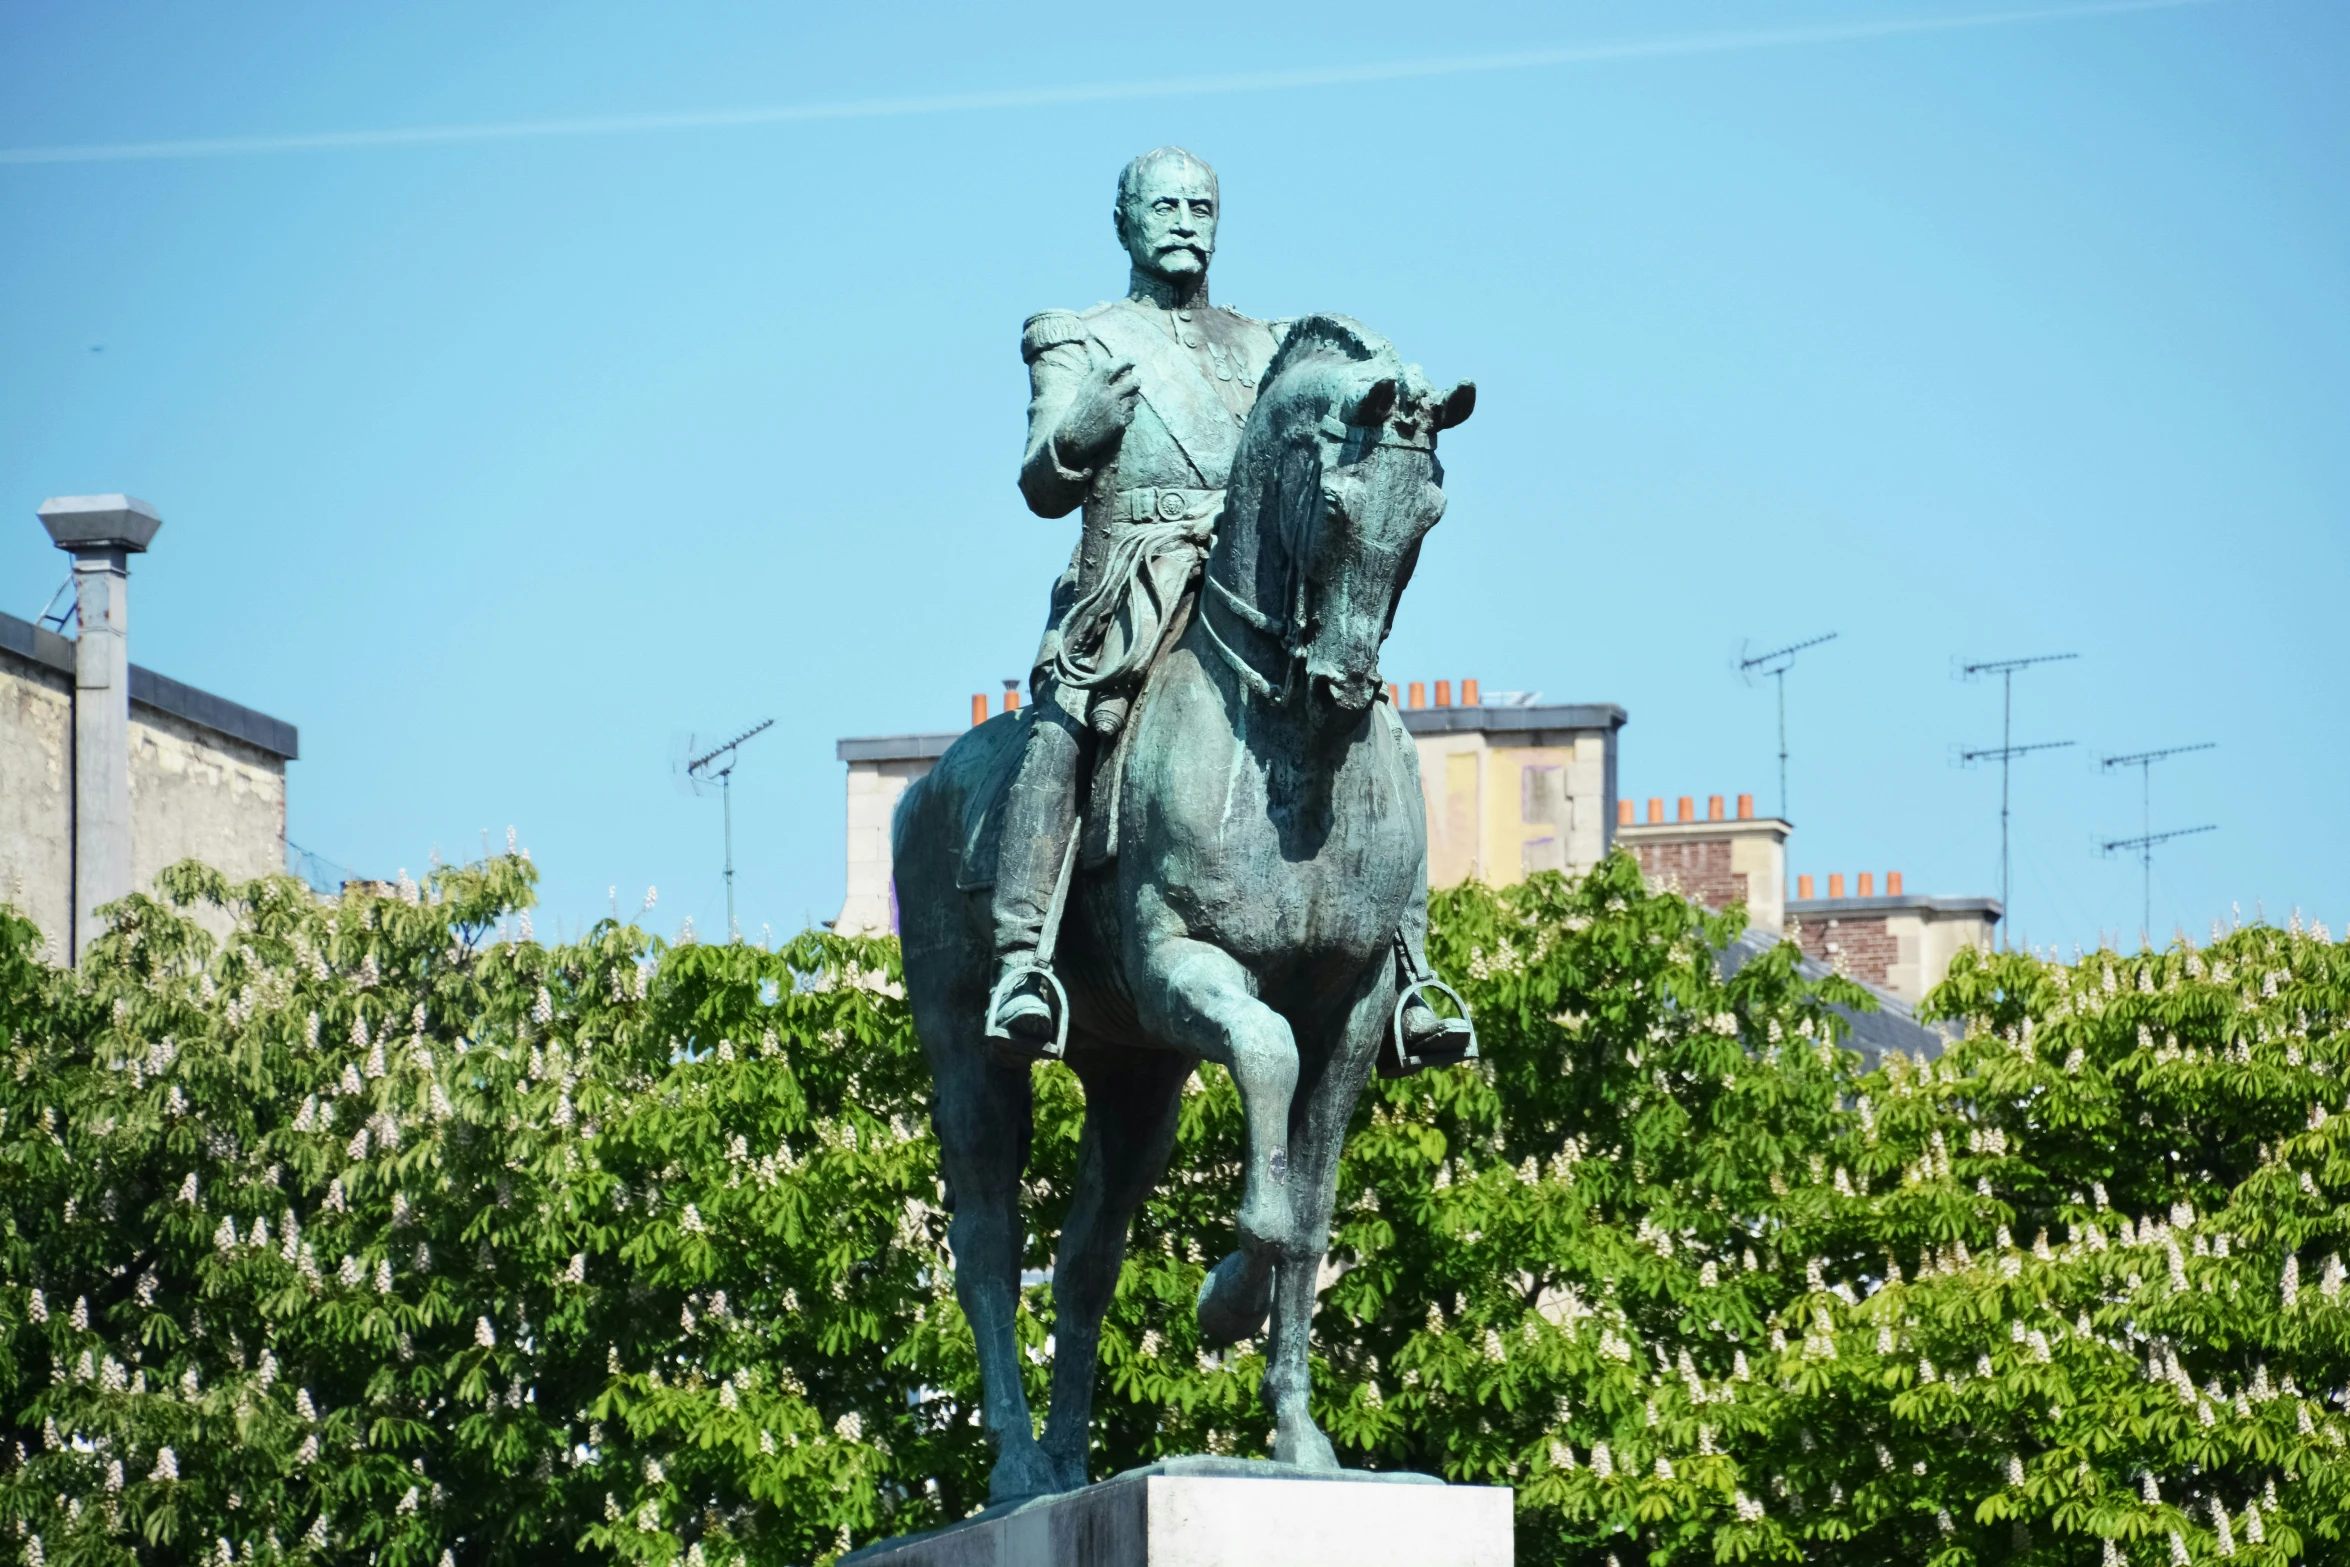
[892,146,1478,1506]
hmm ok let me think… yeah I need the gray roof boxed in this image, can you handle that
[0,609,299,761]
[1399,701,1626,736]
[1788,894,2002,921]
[1717,930,1953,1069]
[836,731,960,764]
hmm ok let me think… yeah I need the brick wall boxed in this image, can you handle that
[1792,915,1900,988]
[1629,837,1747,913]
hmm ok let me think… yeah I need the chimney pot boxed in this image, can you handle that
[1827,873,1845,899]
[1798,874,1815,899]
[1857,872,1875,897]
[1002,684,1021,714]
[971,693,988,728]
[1407,681,1426,709]
[1617,799,1633,827]
[1888,871,1904,895]
[1676,796,1694,823]
[1736,793,1754,820]
[1707,794,1725,821]
[1433,679,1452,708]
[1646,797,1664,824]
[1462,678,1480,706]
[1386,682,1400,707]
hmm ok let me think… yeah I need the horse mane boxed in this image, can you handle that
[1260,313,1399,391]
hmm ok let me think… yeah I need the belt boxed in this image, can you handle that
[1119,485,1224,524]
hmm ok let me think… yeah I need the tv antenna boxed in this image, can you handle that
[2101,742,2216,948]
[1958,652,2077,946]
[685,717,775,941]
[1737,631,1837,820]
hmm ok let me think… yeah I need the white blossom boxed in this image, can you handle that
[475,1317,497,1348]
[150,1447,179,1482]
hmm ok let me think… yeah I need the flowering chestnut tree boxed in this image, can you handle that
[1,852,2343,1566]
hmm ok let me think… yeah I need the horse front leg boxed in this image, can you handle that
[1263,968,1391,1468]
[925,1035,1057,1505]
[1132,935,1300,1344]
[1038,1046,1195,1491]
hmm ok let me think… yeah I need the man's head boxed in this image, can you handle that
[1114,147,1219,286]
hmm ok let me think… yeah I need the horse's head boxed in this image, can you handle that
[1210,316,1474,737]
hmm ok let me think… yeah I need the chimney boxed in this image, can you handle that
[1857,872,1875,896]
[1462,678,1480,706]
[1617,799,1633,827]
[1827,873,1845,898]
[1001,681,1021,714]
[1646,797,1664,824]
[970,693,988,727]
[1736,793,1754,820]
[1433,679,1451,708]
[1797,874,1814,899]
[1887,871,1904,895]
[1676,796,1694,823]
[40,494,162,962]
[1707,794,1724,821]
[1386,682,1400,707]
[1407,681,1426,709]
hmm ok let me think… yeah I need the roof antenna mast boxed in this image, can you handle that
[1958,653,2077,947]
[686,718,776,943]
[2099,742,2217,950]
[1738,632,1838,821]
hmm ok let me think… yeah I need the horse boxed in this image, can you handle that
[892,314,1474,1506]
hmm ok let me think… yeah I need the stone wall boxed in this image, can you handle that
[0,612,296,958]
[0,649,73,954]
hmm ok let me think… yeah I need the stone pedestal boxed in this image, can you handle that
[845,1458,1512,1567]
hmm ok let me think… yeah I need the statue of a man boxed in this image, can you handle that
[988,149,1468,1067]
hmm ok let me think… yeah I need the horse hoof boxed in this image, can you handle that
[1195,1248,1274,1346]
[1274,1415,1340,1470]
[988,1445,1067,1508]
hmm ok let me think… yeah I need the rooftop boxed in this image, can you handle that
[0,609,300,762]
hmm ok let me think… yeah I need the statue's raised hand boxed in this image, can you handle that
[1058,358,1140,463]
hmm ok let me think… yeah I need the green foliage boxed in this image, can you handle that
[2,855,2344,1565]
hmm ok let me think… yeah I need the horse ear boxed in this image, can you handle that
[1435,380,1477,430]
[1344,377,1398,427]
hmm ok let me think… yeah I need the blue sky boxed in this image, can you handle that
[2,0,2342,953]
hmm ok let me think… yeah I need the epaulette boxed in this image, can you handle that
[1021,309,1088,362]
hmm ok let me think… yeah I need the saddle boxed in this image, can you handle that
[953,577,1201,894]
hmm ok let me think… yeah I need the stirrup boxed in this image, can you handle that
[1389,976,1477,1073]
[985,961,1070,1061]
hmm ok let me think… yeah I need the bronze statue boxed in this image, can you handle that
[893,149,1477,1507]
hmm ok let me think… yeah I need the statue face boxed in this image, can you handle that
[1117,160,1218,284]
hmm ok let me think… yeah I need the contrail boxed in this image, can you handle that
[0,0,2221,167]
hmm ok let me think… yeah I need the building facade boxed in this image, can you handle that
[835,682,1624,937]
[2,498,298,961]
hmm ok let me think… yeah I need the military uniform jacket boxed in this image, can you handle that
[1018,295,1283,681]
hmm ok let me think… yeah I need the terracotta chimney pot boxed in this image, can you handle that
[1407,681,1426,709]
[971,694,988,727]
[1797,874,1815,899]
[1857,872,1875,896]
[1888,871,1904,895]
[1707,794,1725,821]
[1828,873,1845,899]
[1617,799,1633,827]
[1736,793,1754,820]
[1462,679,1480,706]
[1647,797,1664,824]
[1434,679,1452,708]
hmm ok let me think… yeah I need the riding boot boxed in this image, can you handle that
[1389,870,1476,1074]
[988,676,1087,1049]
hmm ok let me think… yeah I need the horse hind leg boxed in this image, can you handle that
[922,1007,1059,1505]
[1131,935,1301,1346]
[1037,1044,1195,1491]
